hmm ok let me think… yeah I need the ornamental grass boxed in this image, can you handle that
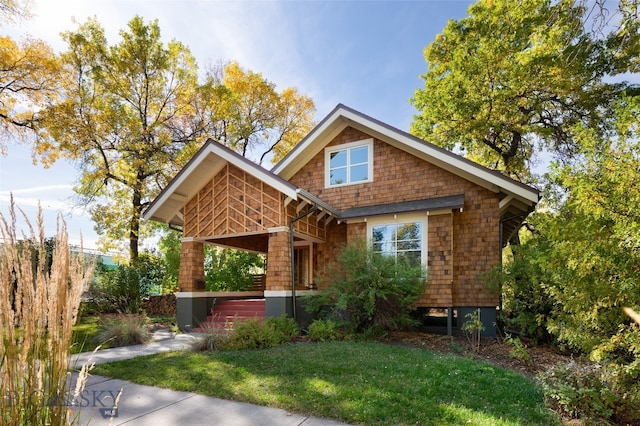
[0,198,95,425]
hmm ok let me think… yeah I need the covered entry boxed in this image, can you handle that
[143,139,338,330]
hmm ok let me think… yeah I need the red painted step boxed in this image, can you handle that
[200,298,266,331]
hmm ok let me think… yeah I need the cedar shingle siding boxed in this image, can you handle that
[290,127,500,307]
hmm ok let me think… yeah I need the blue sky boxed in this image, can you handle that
[0,0,473,251]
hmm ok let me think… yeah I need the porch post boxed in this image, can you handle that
[265,229,291,291]
[176,239,206,331]
[264,229,292,319]
[178,239,205,291]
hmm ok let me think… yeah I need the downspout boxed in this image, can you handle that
[289,205,318,323]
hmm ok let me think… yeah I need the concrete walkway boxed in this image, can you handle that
[69,331,351,426]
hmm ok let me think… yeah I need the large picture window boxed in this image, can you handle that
[325,139,373,187]
[367,213,427,267]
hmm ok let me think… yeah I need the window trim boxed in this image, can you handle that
[366,212,428,268]
[324,139,374,188]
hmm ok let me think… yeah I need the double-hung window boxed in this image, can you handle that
[325,139,373,187]
[367,214,427,267]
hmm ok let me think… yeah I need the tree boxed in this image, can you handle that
[0,0,31,23]
[34,18,315,260]
[542,93,640,355]
[410,0,627,179]
[0,1,60,154]
[36,16,205,259]
[200,61,315,164]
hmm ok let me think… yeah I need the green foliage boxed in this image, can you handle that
[462,309,485,353]
[90,262,141,314]
[307,319,344,342]
[89,251,166,314]
[95,314,150,347]
[539,361,621,424]
[410,0,634,179]
[496,228,555,344]
[504,335,531,366]
[305,240,425,335]
[157,227,181,293]
[201,316,298,351]
[540,95,640,357]
[204,247,265,291]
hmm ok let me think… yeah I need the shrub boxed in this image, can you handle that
[539,361,620,424]
[205,248,265,291]
[96,314,150,347]
[462,309,485,353]
[305,240,425,335]
[0,201,94,425]
[504,334,531,366]
[308,319,343,342]
[88,252,166,314]
[199,316,299,351]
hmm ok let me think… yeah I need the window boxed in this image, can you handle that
[325,139,373,187]
[367,214,427,267]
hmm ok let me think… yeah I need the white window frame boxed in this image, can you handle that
[324,139,373,188]
[366,212,428,268]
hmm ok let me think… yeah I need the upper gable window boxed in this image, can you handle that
[325,139,373,187]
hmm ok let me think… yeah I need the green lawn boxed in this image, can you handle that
[93,341,559,426]
[70,316,102,354]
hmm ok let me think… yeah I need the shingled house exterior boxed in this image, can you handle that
[143,104,539,334]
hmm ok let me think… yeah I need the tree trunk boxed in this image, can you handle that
[129,188,142,261]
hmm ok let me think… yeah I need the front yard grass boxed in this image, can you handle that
[93,341,559,426]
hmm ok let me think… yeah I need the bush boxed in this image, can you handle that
[305,240,426,335]
[199,316,299,351]
[538,359,640,425]
[95,314,150,347]
[504,334,531,366]
[88,252,165,314]
[308,319,344,342]
[462,309,485,353]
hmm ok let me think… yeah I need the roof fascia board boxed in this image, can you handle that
[143,140,217,221]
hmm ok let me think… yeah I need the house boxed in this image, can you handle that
[143,104,539,335]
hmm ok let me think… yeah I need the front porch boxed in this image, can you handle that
[177,290,320,332]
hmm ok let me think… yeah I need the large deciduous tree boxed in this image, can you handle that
[36,16,204,259]
[0,1,60,154]
[410,0,630,179]
[35,17,315,260]
[200,61,315,164]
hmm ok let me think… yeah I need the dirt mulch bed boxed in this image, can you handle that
[382,330,573,377]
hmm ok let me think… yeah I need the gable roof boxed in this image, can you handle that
[272,104,539,207]
[144,105,539,246]
[143,138,298,226]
